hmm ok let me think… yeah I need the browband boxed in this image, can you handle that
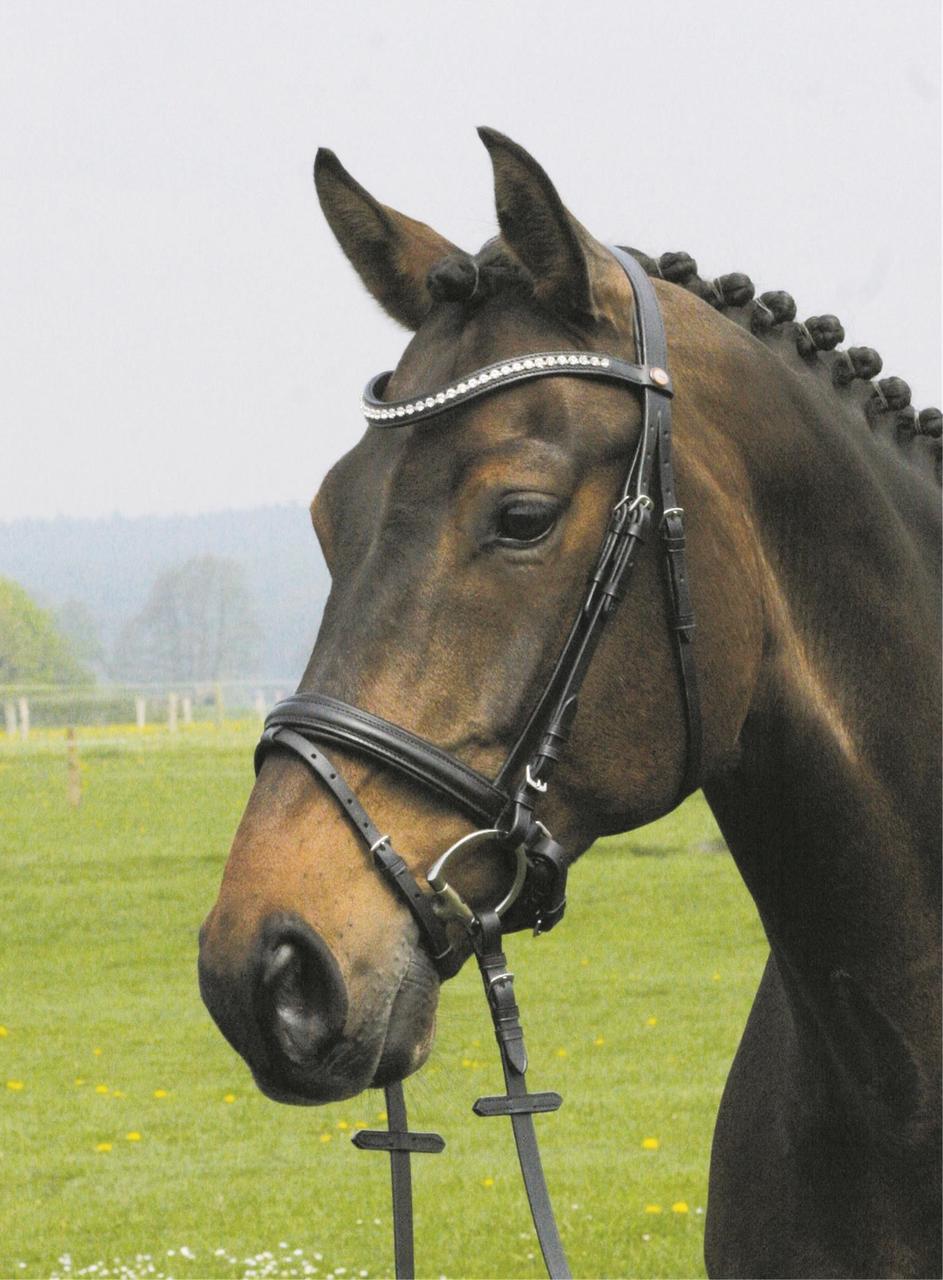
[361,350,672,424]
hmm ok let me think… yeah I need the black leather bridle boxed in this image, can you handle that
[254,246,701,1279]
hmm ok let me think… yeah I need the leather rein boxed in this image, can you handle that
[254,246,701,1279]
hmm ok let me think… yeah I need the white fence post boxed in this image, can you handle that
[181,695,193,726]
[135,696,146,730]
[254,691,266,724]
[17,697,29,741]
[167,692,179,734]
[4,702,16,737]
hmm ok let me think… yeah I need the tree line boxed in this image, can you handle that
[1,555,262,686]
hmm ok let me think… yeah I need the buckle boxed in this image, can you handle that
[524,763,548,794]
[612,492,654,522]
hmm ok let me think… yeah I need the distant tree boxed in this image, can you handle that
[0,578,92,684]
[112,555,261,681]
[55,599,106,671]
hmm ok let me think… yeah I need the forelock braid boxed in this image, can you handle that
[426,250,534,306]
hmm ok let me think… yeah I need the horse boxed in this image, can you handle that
[198,128,942,1279]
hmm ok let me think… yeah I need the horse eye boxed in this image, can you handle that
[494,496,559,546]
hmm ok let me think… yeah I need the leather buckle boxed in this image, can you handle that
[660,506,686,552]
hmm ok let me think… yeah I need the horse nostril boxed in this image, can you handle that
[263,942,297,987]
[256,917,348,1066]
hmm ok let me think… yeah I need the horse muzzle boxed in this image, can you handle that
[198,910,438,1104]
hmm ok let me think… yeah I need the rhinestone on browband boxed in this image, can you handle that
[361,351,616,423]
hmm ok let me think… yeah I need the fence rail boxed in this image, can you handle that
[0,680,294,737]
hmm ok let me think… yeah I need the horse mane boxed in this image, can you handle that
[426,246,942,488]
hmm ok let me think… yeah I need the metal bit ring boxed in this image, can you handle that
[426,828,529,925]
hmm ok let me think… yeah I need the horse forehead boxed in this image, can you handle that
[362,375,606,498]
[325,296,637,519]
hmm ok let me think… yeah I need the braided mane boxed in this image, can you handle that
[426,247,942,488]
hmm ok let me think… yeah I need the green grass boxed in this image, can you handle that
[0,728,767,1280]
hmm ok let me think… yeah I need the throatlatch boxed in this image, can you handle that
[254,246,699,1279]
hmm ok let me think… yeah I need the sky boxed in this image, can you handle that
[2,0,940,522]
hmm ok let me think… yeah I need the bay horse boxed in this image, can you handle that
[198,129,942,1278]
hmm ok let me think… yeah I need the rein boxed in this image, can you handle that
[254,247,701,1278]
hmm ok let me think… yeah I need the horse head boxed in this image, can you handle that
[198,130,761,1105]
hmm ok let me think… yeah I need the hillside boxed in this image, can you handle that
[0,505,330,680]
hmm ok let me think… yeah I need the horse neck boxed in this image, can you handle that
[697,337,941,1085]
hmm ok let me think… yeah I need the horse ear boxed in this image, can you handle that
[477,127,614,324]
[314,149,461,330]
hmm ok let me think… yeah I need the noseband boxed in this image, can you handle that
[254,246,701,1278]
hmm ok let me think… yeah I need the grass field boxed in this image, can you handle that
[0,726,767,1280]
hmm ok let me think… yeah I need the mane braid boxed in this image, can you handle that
[620,247,942,488]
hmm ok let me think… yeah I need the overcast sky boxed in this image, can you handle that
[2,0,939,522]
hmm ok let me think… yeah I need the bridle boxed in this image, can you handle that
[254,246,701,1278]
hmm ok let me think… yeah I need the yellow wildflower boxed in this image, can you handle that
[593,1036,605,1047]
[95,1142,112,1153]
[555,1048,568,1058]
[0,1025,8,1036]
[223,1093,236,1103]
[95,1084,109,1094]
[481,1177,495,1188]
[6,1080,24,1091]
[153,1089,168,1098]
[319,1133,332,1143]
[336,1120,349,1130]
[644,1204,662,1214]
[642,1137,660,1150]
[672,1201,689,1214]
[646,1016,658,1027]
[126,1132,141,1142]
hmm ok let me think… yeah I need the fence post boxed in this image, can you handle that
[135,696,146,730]
[167,692,179,734]
[17,697,29,741]
[254,691,266,725]
[4,701,16,737]
[181,695,193,726]
[66,727,82,808]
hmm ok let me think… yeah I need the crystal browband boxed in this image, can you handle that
[361,350,673,425]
